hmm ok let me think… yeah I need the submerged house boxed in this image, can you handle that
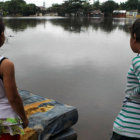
[36,6,47,16]
[137,13,140,18]
[126,10,138,18]
[113,10,138,18]
[113,10,126,18]
[89,10,104,18]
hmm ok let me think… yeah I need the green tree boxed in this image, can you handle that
[101,0,119,16]
[93,1,100,10]
[50,4,61,13]
[126,0,138,10]
[47,4,64,15]
[49,0,84,16]
[1,0,37,16]
[119,2,127,10]
[0,2,4,10]
[82,2,92,15]
[9,0,26,15]
[138,1,140,12]
[26,4,37,15]
[68,1,82,14]
[0,2,4,15]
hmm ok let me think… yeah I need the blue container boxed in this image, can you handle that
[19,89,78,140]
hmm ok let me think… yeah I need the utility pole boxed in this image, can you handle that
[43,1,46,8]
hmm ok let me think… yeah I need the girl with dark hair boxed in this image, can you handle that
[0,18,28,140]
[111,18,140,140]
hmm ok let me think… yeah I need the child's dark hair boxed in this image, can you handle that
[130,18,140,42]
[0,18,5,35]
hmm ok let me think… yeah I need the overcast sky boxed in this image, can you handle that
[1,0,128,7]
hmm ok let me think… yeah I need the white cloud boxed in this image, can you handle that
[1,0,128,7]
[23,0,64,7]
[26,0,127,7]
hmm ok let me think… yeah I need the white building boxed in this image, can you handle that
[126,10,138,18]
[64,0,93,4]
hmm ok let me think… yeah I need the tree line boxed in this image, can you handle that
[0,0,140,17]
[47,0,140,16]
[0,0,38,16]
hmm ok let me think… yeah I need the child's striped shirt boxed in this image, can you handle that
[113,54,140,138]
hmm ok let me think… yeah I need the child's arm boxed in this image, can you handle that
[1,59,28,128]
[132,57,140,94]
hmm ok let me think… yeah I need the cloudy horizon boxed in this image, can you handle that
[1,0,128,7]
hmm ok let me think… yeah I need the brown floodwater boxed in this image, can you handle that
[2,17,137,140]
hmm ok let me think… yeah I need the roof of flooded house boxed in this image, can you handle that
[90,10,103,14]
[126,10,138,13]
[113,10,126,13]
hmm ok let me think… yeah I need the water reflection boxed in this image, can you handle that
[113,18,135,33]
[50,18,135,33]
[4,18,46,32]
[3,17,136,34]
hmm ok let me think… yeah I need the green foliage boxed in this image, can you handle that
[119,0,140,11]
[100,0,119,16]
[82,2,92,15]
[0,0,37,16]
[25,4,37,16]
[48,0,140,17]
[93,1,100,10]
[51,4,61,13]
[49,0,119,16]
[119,2,127,10]
[1,0,140,17]
[48,0,91,16]
[125,0,138,10]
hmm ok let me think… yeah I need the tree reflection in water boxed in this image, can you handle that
[4,18,46,32]
[4,17,135,34]
[49,17,135,33]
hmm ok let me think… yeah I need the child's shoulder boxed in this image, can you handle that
[132,54,140,62]
[132,54,140,67]
[0,58,14,70]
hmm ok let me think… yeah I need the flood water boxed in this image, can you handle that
[2,17,137,140]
